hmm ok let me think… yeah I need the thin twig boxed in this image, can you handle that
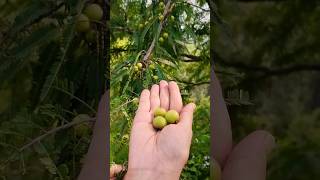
[19,118,96,152]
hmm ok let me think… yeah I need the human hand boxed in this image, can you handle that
[212,72,275,180]
[124,81,196,180]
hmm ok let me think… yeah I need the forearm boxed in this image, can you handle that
[78,91,108,180]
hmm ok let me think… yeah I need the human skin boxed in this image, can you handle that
[212,71,275,180]
[124,80,196,180]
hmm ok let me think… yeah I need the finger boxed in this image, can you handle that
[168,81,183,112]
[178,103,196,130]
[212,71,233,166]
[110,164,124,178]
[136,89,150,113]
[159,80,170,110]
[222,130,275,180]
[150,84,160,112]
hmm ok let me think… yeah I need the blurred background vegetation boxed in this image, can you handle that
[0,0,107,179]
[214,0,320,179]
[110,0,210,179]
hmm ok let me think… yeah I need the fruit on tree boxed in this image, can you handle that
[159,2,165,8]
[137,62,143,69]
[170,15,175,21]
[149,64,155,69]
[122,134,130,141]
[85,30,97,42]
[159,15,164,21]
[153,116,167,129]
[76,14,90,32]
[144,21,149,25]
[159,37,164,43]
[153,75,159,80]
[84,3,103,21]
[73,114,91,137]
[139,23,144,29]
[163,32,169,39]
[134,65,139,72]
[154,107,166,117]
[165,110,179,123]
[132,97,139,104]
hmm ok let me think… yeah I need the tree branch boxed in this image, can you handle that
[19,118,96,152]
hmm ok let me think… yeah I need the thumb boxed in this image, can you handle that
[222,130,275,180]
[178,103,196,130]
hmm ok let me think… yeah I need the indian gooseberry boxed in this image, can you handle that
[132,97,139,104]
[153,116,167,129]
[159,2,165,8]
[159,15,164,21]
[154,107,166,117]
[73,114,91,137]
[139,23,144,29]
[163,32,169,39]
[153,75,159,80]
[165,110,179,124]
[170,15,175,21]
[149,64,155,69]
[76,14,90,32]
[84,3,103,21]
[137,62,143,69]
[134,65,139,72]
[159,37,164,43]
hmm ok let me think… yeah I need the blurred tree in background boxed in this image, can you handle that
[110,0,210,179]
[214,0,320,179]
[0,0,107,179]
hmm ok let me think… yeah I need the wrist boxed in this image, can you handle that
[124,168,182,180]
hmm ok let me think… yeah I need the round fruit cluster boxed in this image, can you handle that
[75,3,103,42]
[152,107,180,129]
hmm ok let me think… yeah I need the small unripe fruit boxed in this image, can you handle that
[134,65,139,72]
[84,3,103,21]
[85,30,97,42]
[132,97,139,104]
[163,32,169,39]
[159,37,164,43]
[137,62,143,69]
[159,2,165,8]
[144,21,149,25]
[153,75,159,80]
[149,64,155,69]
[76,14,90,32]
[73,114,91,136]
[170,15,175,21]
[154,107,166,117]
[165,110,179,123]
[159,15,164,21]
[122,134,129,141]
[139,23,144,29]
[153,116,167,129]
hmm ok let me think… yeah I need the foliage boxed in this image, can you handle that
[0,0,106,179]
[110,0,210,179]
[215,0,320,179]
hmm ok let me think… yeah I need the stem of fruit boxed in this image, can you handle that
[142,0,174,65]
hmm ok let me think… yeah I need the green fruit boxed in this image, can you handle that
[144,21,149,25]
[153,75,159,80]
[76,14,90,32]
[154,107,166,117]
[139,23,144,29]
[85,30,97,42]
[163,32,169,39]
[159,37,164,43]
[122,134,130,141]
[134,65,139,72]
[132,97,139,104]
[159,15,164,21]
[153,116,167,129]
[137,62,143,69]
[73,114,91,137]
[165,110,179,123]
[170,15,175,21]
[84,3,103,21]
[149,64,155,69]
[159,2,165,8]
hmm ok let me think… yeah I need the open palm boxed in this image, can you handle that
[124,81,196,180]
[212,72,275,180]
